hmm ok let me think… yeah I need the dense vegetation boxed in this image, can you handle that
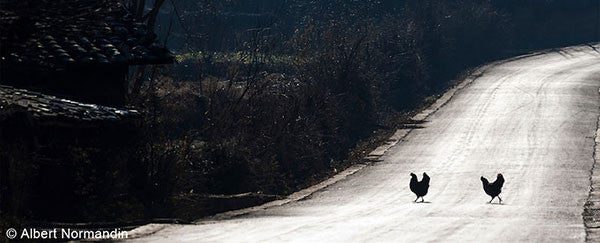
[151,0,599,191]
[2,0,598,224]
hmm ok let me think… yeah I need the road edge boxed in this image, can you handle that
[584,87,600,242]
[365,63,489,161]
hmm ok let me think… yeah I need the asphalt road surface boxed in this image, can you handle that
[128,45,600,242]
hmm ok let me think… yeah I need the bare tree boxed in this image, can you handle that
[128,0,166,34]
[126,0,168,97]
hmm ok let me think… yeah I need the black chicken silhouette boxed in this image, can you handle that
[481,173,505,204]
[409,172,430,202]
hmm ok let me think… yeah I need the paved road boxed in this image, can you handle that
[128,45,600,242]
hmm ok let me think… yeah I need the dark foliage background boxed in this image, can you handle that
[154,0,598,193]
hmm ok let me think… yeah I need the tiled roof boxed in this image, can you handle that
[0,0,173,68]
[0,85,139,122]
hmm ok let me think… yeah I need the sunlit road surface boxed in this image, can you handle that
[128,45,600,242]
